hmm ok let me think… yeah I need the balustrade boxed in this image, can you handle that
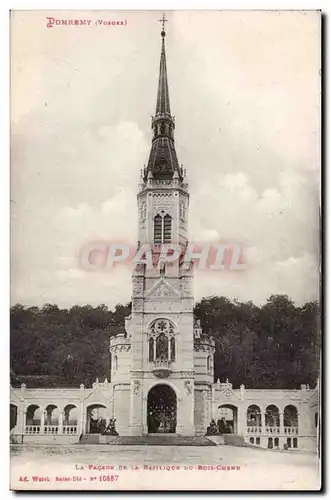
[265,426,280,434]
[245,426,299,436]
[62,425,78,435]
[44,425,59,435]
[24,424,78,435]
[284,426,299,435]
[25,425,40,434]
[246,426,262,434]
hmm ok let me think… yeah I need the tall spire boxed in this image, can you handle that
[144,14,182,182]
[156,14,171,117]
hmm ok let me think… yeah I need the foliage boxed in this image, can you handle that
[10,295,320,389]
[194,295,320,389]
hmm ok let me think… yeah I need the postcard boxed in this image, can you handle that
[10,10,321,491]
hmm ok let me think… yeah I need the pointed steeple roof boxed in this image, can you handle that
[144,15,182,182]
[155,32,171,117]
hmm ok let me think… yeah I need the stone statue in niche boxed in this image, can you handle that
[184,380,192,395]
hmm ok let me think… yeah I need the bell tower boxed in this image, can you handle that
[127,15,196,436]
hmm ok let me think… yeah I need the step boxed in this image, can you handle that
[205,435,225,446]
[222,434,249,447]
[78,435,216,446]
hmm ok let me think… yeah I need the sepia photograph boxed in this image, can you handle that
[10,9,321,491]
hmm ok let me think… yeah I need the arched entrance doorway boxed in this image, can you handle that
[147,384,177,434]
[218,404,238,434]
[86,404,108,434]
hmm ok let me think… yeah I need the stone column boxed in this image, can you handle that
[85,408,90,434]
[237,404,245,436]
[58,411,63,433]
[177,382,195,436]
[129,381,143,436]
[262,410,266,435]
[279,412,284,435]
[78,385,85,436]
[40,410,45,434]
[211,386,216,420]
[22,411,27,439]
[16,404,25,436]
[142,396,148,435]
[299,410,307,435]
[202,389,209,432]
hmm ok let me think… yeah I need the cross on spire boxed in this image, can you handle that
[159,13,168,35]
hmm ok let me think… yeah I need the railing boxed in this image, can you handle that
[62,425,78,435]
[265,426,280,434]
[24,425,78,435]
[25,425,40,434]
[44,425,59,435]
[150,180,173,186]
[246,426,262,433]
[245,426,299,436]
[152,359,172,378]
[284,427,299,435]
[153,359,170,369]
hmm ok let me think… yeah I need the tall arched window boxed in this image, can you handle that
[284,405,298,428]
[170,337,176,361]
[156,333,169,360]
[163,214,172,243]
[148,319,176,362]
[154,215,162,243]
[153,213,172,244]
[207,355,211,371]
[246,405,262,427]
[114,355,118,371]
[149,337,154,362]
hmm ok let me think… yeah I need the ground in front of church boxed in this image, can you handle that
[10,444,320,491]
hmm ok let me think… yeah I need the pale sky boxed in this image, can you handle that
[10,10,321,308]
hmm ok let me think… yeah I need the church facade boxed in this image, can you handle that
[111,25,214,437]
[10,25,319,452]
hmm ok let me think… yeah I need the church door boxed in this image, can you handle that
[147,384,177,434]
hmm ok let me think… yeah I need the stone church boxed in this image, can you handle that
[10,23,319,451]
[110,25,214,437]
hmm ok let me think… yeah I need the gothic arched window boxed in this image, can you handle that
[154,215,162,244]
[148,319,176,363]
[148,337,154,362]
[170,337,176,361]
[163,214,172,243]
[153,213,172,244]
[156,333,168,360]
[114,355,118,371]
[207,355,211,371]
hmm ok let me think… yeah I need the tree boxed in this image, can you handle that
[10,296,320,389]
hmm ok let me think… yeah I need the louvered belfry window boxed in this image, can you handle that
[163,214,172,243]
[154,215,162,243]
[153,213,172,244]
